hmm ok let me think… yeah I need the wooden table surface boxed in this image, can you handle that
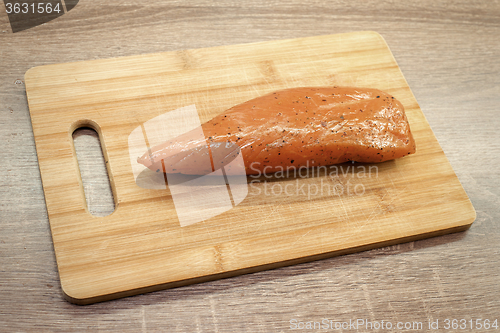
[1,1,498,332]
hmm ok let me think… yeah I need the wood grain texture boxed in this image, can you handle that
[1,0,499,330]
[24,31,474,304]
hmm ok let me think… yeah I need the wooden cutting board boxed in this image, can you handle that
[25,31,475,305]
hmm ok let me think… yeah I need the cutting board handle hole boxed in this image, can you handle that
[72,125,116,217]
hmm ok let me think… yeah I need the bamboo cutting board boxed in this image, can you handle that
[25,31,475,305]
